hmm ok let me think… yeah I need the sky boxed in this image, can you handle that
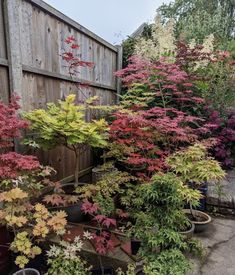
[44,0,171,45]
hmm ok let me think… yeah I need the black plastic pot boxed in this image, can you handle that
[91,267,115,275]
[0,226,11,275]
[131,238,141,255]
[49,202,85,223]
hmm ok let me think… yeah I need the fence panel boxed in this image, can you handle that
[0,0,122,181]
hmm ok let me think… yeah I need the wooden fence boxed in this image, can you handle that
[0,0,122,181]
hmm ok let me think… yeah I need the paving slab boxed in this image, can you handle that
[188,216,235,275]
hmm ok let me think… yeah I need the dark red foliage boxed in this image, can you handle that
[61,37,94,77]
[0,95,28,148]
[81,200,116,255]
[206,108,235,168]
[112,53,213,179]
[0,96,40,179]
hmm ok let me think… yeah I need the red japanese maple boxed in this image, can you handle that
[111,53,213,179]
[0,95,39,179]
[81,200,116,255]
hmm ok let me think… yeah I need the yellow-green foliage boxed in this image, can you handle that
[24,94,109,150]
[166,144,225,184]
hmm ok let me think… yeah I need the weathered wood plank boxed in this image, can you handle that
[0,58,8,66]
[4,0,23,101]
[0,0,7,59]
[22,64,117,91]
[25,0,118,53]
[0,66,9,103]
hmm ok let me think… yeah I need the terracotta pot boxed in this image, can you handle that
[183,209,212,233]
[0,225,11,275]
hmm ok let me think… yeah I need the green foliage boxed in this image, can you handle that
[24,94,108,150]
[143,248,191,275]
[166,143,226,184]
[126,172,203,275]
[158,0,235,44]
[122,37,137,68]
[47,257,91,275]
[24,94,109,184]
[121,83,155,109]
[200,56,235,115]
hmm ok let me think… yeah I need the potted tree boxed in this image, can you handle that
[125,172,203,274]
[24,94,109,187]
[24,95,109,222]
[167,143,225,233]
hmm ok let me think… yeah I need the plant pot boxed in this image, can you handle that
[131,238,141,255]
[49,202,85,223]
[13,268,40,275]
[0,225,11,275]
[91,267,115,275]
[183,209,212,233]
[179,221,195,239]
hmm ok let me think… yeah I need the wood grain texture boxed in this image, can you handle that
[0,0,120,181]
[0,66,9,103]
[0,0,6,59]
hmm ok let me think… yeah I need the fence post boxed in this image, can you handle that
[116,45,123,103]
[4,0,23,103]
[4,0,23,152]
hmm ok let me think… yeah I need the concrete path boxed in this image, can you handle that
[189,216,235,275]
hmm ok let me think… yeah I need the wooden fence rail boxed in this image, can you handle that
[0,0,122,181]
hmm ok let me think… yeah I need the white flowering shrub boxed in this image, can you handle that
[189,34,215,70]
[46,231,93,275]
[134,14,176,61]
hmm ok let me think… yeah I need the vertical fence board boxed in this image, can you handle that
[0,0,121,181]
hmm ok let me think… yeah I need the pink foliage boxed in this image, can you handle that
[0,96,40,179]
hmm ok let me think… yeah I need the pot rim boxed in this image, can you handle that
[13,268,40,275]
[48,202,82,210]
[183,209,212,225]
[179,220,195,234]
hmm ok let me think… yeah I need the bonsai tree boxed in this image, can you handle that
[128,172,202,274]
[166,143,225,217]
[166,143,225,187]
[24,94,109,186]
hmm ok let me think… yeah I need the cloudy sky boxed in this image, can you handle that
[44,0,171,44]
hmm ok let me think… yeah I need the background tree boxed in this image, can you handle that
[158,0,235,45]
